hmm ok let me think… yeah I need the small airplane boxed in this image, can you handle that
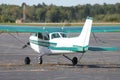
[0,17,120,65]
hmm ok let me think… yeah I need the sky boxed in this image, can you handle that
[0,0,120,6]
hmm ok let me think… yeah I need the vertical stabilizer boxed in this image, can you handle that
[77,17,93,47]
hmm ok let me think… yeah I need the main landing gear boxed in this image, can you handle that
[72,57,78,66]
[63,54,78,66]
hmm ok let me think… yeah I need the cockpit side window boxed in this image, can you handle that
[51,33,60,39]
[37,33,49,40]
[60,33,67,38]
[43,34,49,40]
[38,33,43,39]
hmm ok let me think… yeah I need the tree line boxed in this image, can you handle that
[0,3,120,23]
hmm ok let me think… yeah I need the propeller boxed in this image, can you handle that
[22,42,30,49]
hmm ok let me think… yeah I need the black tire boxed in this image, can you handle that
[25,57,31,65]
[39,56,43,64]
[72,57,78,66]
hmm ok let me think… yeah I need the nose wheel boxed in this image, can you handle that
[38,56,43,64]
[24,57,31,65]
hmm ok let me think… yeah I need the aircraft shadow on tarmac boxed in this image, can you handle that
[60,64,120,68]
[1,63,120,69]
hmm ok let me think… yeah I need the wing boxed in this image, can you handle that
[0,25,81,33]
[66,26,120,33]
[0,25,120,33]
[89,46,119,51]
[0,25,64,33]
[92,26,120,32]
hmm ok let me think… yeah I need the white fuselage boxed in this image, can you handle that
[29,33,81,55]
[29,17,93,56]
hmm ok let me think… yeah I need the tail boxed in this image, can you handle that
[77,17,93,47]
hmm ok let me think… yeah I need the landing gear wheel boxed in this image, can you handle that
[39,56,43,64]
[72,57,78,66]
[24,57,31,65]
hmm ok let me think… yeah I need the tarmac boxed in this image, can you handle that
[0,32,120,80]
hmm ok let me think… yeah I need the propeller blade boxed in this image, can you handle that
[22,42,30,49]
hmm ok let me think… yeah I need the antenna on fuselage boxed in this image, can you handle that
[61,26,64,31]
[42,21,47,32]
[43,26,45,30]
[61,22,66,32]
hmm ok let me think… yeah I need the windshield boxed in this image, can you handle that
[51,33,60,39]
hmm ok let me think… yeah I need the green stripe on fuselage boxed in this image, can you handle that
[30,40,57,47]
[30,40,88,52]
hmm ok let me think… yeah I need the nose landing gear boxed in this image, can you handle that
[38,56,43,64]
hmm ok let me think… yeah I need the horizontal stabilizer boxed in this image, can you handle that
[89,46,119,51]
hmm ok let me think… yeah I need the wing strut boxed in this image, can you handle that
[92,32,106,44]
[78,52,85,64]
[8,33,31,49]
